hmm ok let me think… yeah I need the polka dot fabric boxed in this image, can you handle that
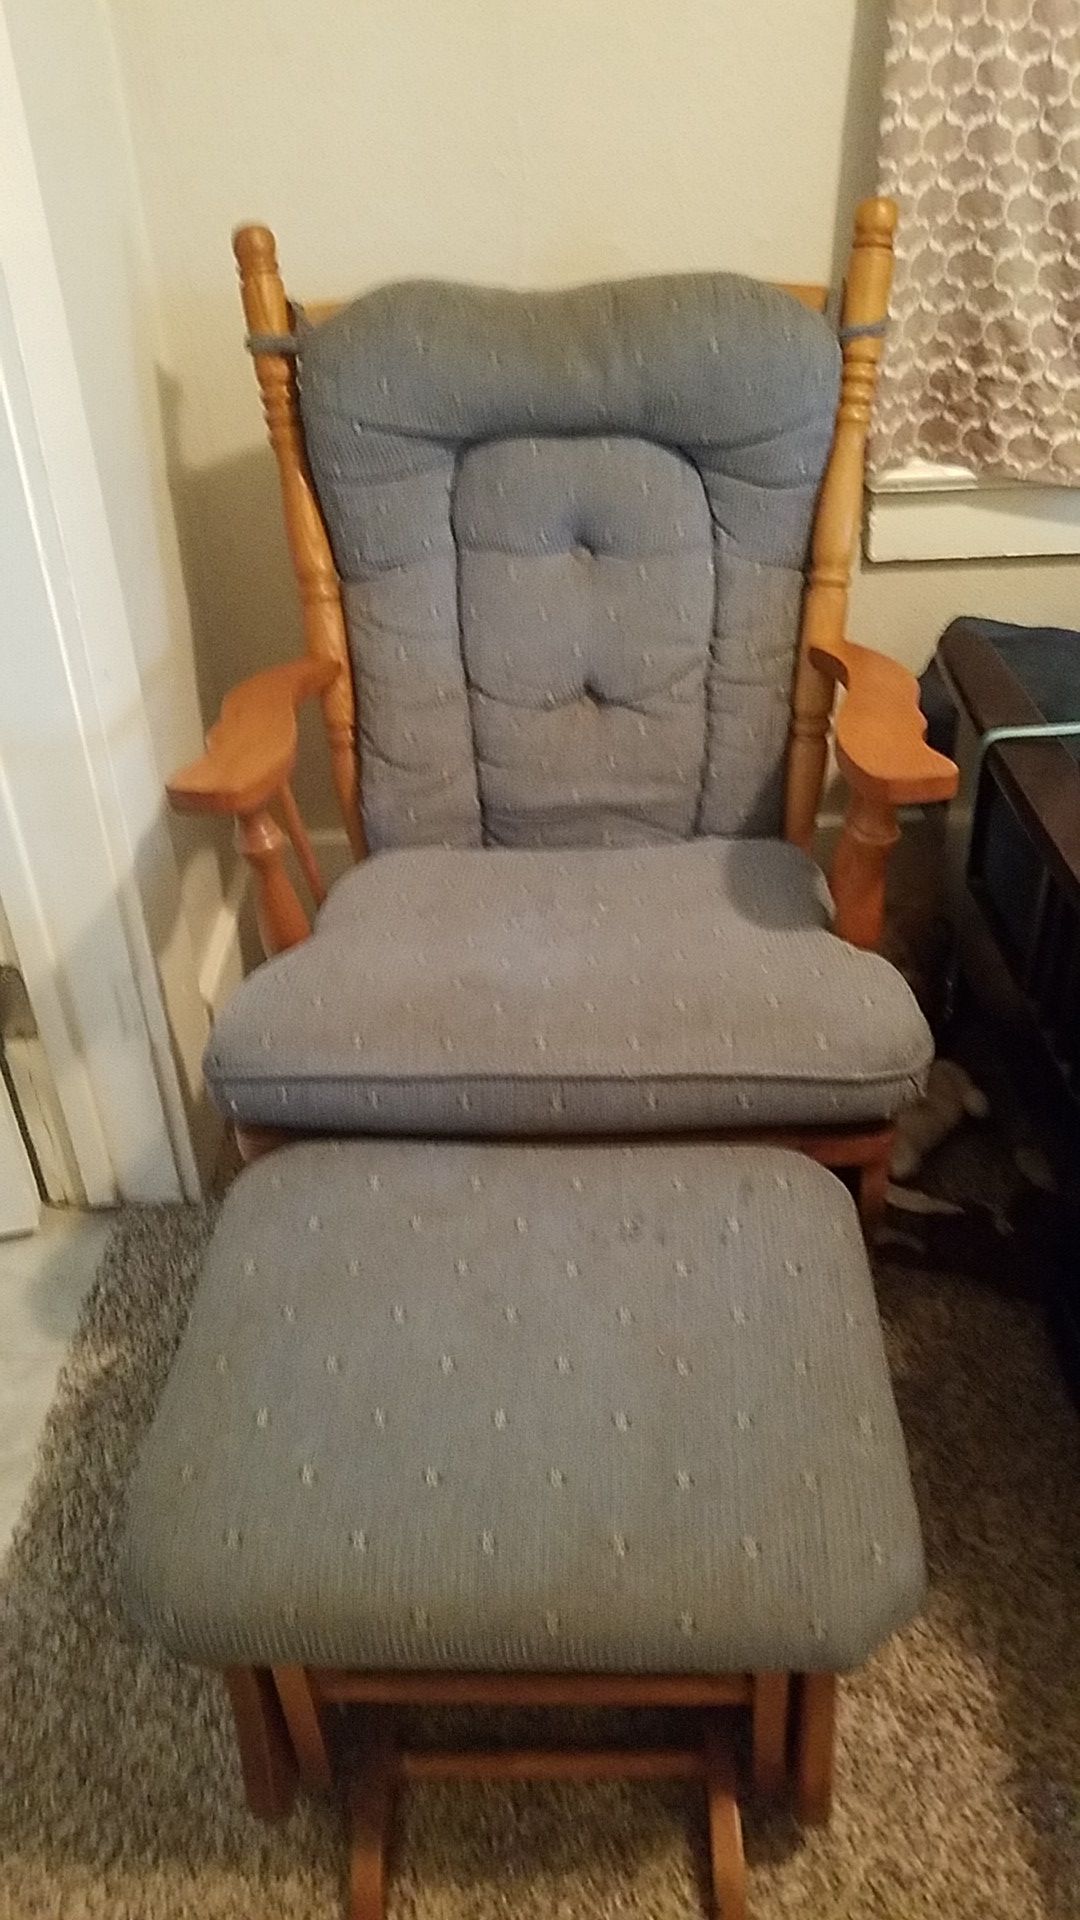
[120,1140,925,1675]
[298,272,839,850]
[205,839,932,1137]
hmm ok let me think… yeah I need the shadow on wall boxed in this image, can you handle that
[129,805,224,1183]
[155,364,338,832]
[829,0,889,290]
[151,3,891,843]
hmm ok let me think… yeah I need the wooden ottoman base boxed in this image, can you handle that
[226,1664,837,1919]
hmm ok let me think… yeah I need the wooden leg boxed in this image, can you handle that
[795,1672,837,1826]
[751,1671,789,1796]
[224,1666,298,1820]
[273,1664,334,1789]
[857,1135,892,1232]
[347,1709,397,1920]
[702,1718,746,1920]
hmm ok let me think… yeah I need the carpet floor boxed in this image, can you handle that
[1,1200,1078,1919]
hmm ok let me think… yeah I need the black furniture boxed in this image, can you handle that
[923,617,1080,1392]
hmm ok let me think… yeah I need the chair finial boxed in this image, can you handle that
[853,198,897,249]
[233,224,279,276]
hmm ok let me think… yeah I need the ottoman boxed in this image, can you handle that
[120,1140,925,1919]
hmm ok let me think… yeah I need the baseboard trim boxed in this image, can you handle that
[197,830,352,1017]
[310,827,353,888]
[197,859,249,1018]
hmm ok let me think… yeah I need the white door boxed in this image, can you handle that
[0,2,206,1205]
[0,1069,39,1237]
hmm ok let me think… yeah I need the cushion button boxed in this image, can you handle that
[573,542,591,560]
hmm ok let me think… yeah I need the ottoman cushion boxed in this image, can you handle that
[120,1142,925,1674]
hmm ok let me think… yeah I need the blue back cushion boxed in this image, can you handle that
[299,275,840,849]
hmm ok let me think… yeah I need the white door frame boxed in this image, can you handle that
[0,1065,39,1237]
[0,7,198,1206]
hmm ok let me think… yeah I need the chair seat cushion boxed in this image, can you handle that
[207,840,931,1136]
[120,1140,925,1673]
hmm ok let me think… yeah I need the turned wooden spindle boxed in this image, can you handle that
[785,198,897,851]
[233,224,365,859]
[277,780,327,908]
[236,806,311,954]
[829,788,900,951]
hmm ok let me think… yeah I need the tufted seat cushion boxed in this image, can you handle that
[206,840,932,1136]
[120,1140,926,1673]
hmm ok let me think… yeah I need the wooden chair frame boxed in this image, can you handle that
[167,197,957,1205]
[164,194,953,1213]
[163,204,931,1909]
[225,1661,837,1920]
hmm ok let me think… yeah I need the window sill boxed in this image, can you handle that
[865,459,1080,562]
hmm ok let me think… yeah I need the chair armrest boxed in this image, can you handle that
[167,659,336,816]
[815,638,957,951]
[810,638,958,806]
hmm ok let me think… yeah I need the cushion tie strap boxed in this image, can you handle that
[244,305,309,360]
[245,330,300,358]
[838,319,887,344]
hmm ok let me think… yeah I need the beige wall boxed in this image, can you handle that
[108,0,1080,829]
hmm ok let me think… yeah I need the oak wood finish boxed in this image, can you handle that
[167,659,332,956]
[278,780,327,908]
[236,806,311,955]
[273,1663,334,1789]
[343,1731,748,1920]
[704,1721,747,1920]
[232,226,365,859]
[831,790,902,954]
[227,1662,834,1916]
[786,197,897,853]
[331,1691,755,1920]
[794,1671,837,1826]
[348,1710,396,1920]
[316,1668,752,1708]
[825,642,959,950]
[825,641,959,810]
[223,1666,298,1820]
[751,1671,790,1796]
[167,658,334,817]
[400,1746,703,1782]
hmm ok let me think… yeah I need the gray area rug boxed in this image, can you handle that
[1,1202,1078,1919]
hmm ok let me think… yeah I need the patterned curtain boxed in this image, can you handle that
[871,0,1080,485]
